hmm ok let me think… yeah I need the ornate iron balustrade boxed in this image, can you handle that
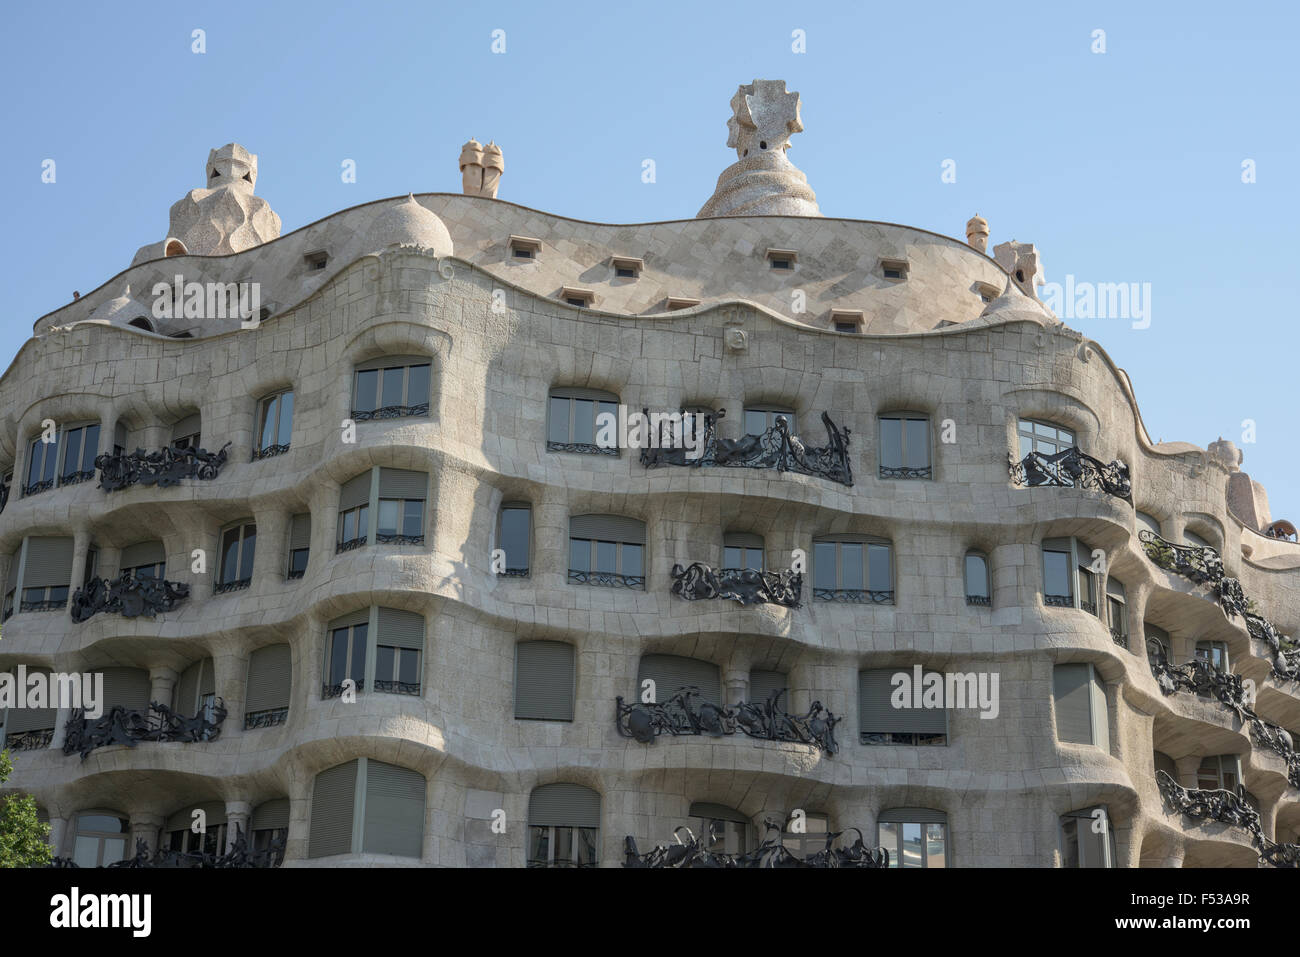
[375,533,424,546]
[21,478,54,496]
[670,562,802,608]
[336,537,367,553]
[373,679,421,695]
[1043,594,1072,608]
[19,599,64,613]
[966,594,991,607]
[321,681,355,699]
[244,708,289,730]
[95,442,231,492]
[812,588,893,604]
[1080,599,1098,615]
[2,728,54,751]
[51,827,284,869]
[1147,639,1300,790]
[498,567,529,578]
[879,464,931,480]
[1008,446,1132,500]
[62,699,227,760]
[70,572,190,623]
[547,440,619,456]
[1157,770,1260,833]
[568,569,645,589]
[616,686,839,755]
[1139,530,1295,680]
[251,443,290,461]
[213,578,251,594]
[624,821,887,868]
[351,403,430,421]
[1110,628,1129,649]
[286,568,305,580]
[60,469,96,487]
[640,409,853,487]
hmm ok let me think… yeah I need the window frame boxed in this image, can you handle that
[812,537,894,604]
[497,502,532,577]
[964,551,990,606]
[1059,805,1115,868]
[1106,579,1129,647]
[72,811,130,868]
[1017,418,1076,461]
[254,390,293,459]
[351,359,432,420]
[878,412,932,480]
[742,406,796,438]
[215,521,257,593]
[323,619,369,699]
[546,388,620,455]
[878,809,948,869]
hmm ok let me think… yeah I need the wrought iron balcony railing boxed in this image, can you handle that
[286,568,305,580]
[213,578,251,594]
[1043,593,1072,608]
[95,442,231,492]
[640,409,853,487]
[498,567,529,578]
[321,681,356,699]
[351,403,430,421]
[2,728,55,751]
[51,826,284,869]
[1156,770,1260,833]
[62,699,227,760]
[373,679,421,695]
[879,464,931,480]
[1139,529,1297,681]
[375,533,424,546]
[60,469,96,487]
[251,443,290,461]
[547,440,619,456]
[70,572,190,623]
[336,537,367,554]
[568,569,645,589]
[21,479,54,496]
[1110,628,1129,649]
[670,562,802,608]
[813,587,893,604]
[19,599,64,613]
[966,594,991,607]
[624,821,888,868]
[616,686,840,755]
[244,708,289,730]
[1008,446,1132,501]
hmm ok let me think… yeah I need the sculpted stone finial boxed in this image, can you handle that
[698,80,820,218]
[993,240,1045,299]
[460,137,503,198]
[132,143,281,263]
[966,214,989,253]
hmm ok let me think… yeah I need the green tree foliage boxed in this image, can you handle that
[0,749,53,867]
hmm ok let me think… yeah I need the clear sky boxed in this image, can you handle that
[0,1,1295,521]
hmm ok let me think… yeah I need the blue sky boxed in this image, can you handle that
[0,1,1295,520]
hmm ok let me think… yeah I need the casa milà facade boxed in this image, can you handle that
[1,79,1298,869]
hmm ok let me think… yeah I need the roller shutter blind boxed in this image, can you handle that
[570,514,646,543]
[101,667,151,712]
[5,668,56,732]
[689,802,748,823]
[1054,664,1094,745]
[378,468,426,500]
[638,655,720,704]
[245,644,292,714]
[289,514,312,550]
[309,760,358,858]
[1090,670,1110,753]
[878,807,947,825]
[339,474,371,511]
[859,668,947,735]
[22,537,74,588]
[528,783,600,828]
[376,608,424,650]
[174,658,213,715]
[5,548,18,592]
[172,414,201,441]
[329,609,371,631]
[514,641,575,721]
[120,541,166,570]
[252,798,290,831]
[356,355,429,372]
[361,760,425,858]
[724,531,764,548]
[165,801,226,832]
[748,669,787,706]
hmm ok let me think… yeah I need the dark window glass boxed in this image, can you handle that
[499,506,530,571]
[354,370,378,414]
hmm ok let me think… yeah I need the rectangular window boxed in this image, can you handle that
[256,391,293,458]
[548,391,619,453]
[743,407,796,437]
[1053,663,1109,751]
[1017,419,1075,460]
[859,669,947,745]
[217,523,256,592]
[352,361,432,419]
[336,505,369,552]
[1042,543,1073,606]
[1060,806,1114,867]
[59,424,100,485]
[325,622,368,697]
[527,826,598,867]
[879,414,931,479]
[878,817,947,868]
[568,538,644,588]
[498,504,531,576]
[813,540,893,603]
[965,553,990,605]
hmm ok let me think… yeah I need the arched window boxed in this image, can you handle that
[638,654,721,709]
[689,802,751,856]
[72,811,130,867]
[251,798,289,865]
[964,552,990,606]
[527,784,600,868]
[128,316,155,332]
[878,808,947,868]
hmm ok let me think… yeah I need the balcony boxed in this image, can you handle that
[2,728,55,751]
[375,533,424,546]
[670,562,802,608]
[1156,770,1260,834]
[813,588,893,604]
[1008,446,1131,501]
[335,537,367,554]
[95,442,231,493]
[51,825,284,869]
[568,569,644,589]
[62,699,227,760]
[615,686,839,754]
[624,822,887,868]
[640,409,853,487]
[70,571,190,623]
[251,442,290,461]
[351,402,430,421]
[213,578,250,594]
[244,708,289,730]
